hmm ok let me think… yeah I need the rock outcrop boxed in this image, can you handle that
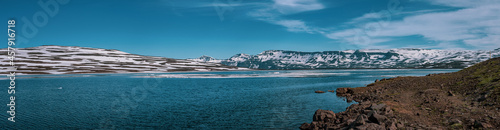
[315,90,326,93]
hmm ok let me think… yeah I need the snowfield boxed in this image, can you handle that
[0,46,250,75]
[221,48,500,69]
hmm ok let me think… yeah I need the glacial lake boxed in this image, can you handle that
[0,69,460,129]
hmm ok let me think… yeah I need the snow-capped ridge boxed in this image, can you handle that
[222,48,500,69]
[187,55,222,63]
[0,45,249,75]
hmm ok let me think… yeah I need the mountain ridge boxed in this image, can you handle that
[0,45,249,75]
[221,48,500,69]
[2,45,499,74]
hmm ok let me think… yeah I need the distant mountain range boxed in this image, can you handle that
[216,48,500,69]
[1,45,499,74]
[0,46,249,74]
[188,55,222,63]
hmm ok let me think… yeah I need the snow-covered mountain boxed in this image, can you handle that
[187,55,222,63]
[222,48,500,69]
[3,46,499,74]
[0,45,249,75]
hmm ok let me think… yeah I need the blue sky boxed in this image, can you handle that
[1,0,499,59]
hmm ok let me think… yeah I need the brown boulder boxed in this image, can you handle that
[355,123,386,130]
[368,111,387,124]
[474,120,492,128]
[353,114,368,126]
[387,121,397,130]
[447,91,455,96]
[313,109,336,122]
[336,88,353,95]
[315,90,325,93]
[368,103,386,111]
[299,123,310,130]
[346,97,353,103]
[337,88,348,94]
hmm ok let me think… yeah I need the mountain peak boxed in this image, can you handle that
[188,55,221,63]
[198,55,215,59]
[260,50,285,54]
[233,53,250,57]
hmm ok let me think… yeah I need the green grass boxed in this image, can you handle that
[450,123,463,129]
[388,93,401,96]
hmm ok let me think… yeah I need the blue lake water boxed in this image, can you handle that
[0,69,459,129]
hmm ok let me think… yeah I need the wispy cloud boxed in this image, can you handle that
[326,0,500,50]
[201,0,500,50]
[247,0,325,34]
[272,0,325,14]
[424,0,500,7]
[198,1,264,8]
[274,20,315,33]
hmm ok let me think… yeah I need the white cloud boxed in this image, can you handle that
[247,0,500,50]
[327,2,500,50]
[349,12,384,24]
[464,34,500,48]
[275,20,314,33]
[272,0,325,14]
[247,0,325,34]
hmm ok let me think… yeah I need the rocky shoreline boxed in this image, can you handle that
[300,57,500,130]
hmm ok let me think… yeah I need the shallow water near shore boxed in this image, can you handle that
[0,69,459,129]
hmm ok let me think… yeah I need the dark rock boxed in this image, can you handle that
[448,91,455,96]
[474,120,492,128]
[313,109,335,122]
[360,101,372,105]
[387,119,397,130]
[368,111,387,124]
[353,114,368,126]
[476,94,488,102]
[396,123,404,128]
[315,90,325,93]
[375,79,380,82]
[355,123,386,130]
[382,106,393,115]
[426,73,437,76]
[368,103,386,111]
[336,88,349,95]
[299,123,310,130]
[346,119,355,125]
[366,103,393,115]
[362,109,372,115]
[387,123,397,130]
[336,88,354,95]
[328,90,335,93]
[310,121,319,130]
[449,119,462,125]
[346,97,353,103]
